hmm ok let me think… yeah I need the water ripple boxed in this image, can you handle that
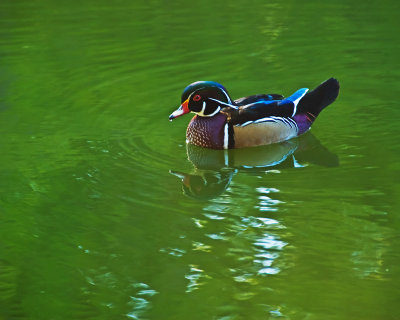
[185,265,210,293]
[126,282,158,319]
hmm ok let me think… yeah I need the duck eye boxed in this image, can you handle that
[193,94,201,102]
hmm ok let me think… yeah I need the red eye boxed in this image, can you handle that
[193,94,201,102]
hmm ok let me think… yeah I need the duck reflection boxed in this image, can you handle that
[171,133,338,200]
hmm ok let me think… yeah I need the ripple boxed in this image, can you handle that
[117,134,176,169]
[254,233,287,251]
[0,260,25,318]
[159,247,186,257]
[206,233,228,240]
[126,287,159,320]
[192,241,212,252]
[185,265,210,293]
[203,213,226,220]
[255,187,282,212]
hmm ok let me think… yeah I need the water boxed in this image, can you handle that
[0,0,399,319]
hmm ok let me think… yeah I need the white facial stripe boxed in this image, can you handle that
[189,85,231,102]
[208,98,238,109]
[220,88,232,103]
[201,101,206,114]
[195,101,221,117]
[195,101,206,117]
[199,87,231,103]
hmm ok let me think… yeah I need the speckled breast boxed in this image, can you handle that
[186,113,227,149]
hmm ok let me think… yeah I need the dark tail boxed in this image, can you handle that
[297,78,340,117]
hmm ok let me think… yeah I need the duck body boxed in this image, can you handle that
[169,78,340,149]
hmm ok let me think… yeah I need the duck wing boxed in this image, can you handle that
[234,94,284,106]
[223,88,308,126]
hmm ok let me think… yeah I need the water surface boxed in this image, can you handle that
[0,0,399,319]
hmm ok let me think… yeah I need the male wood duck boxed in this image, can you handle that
[169,78,340,149]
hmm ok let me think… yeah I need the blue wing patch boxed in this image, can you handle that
[278,88,309,116]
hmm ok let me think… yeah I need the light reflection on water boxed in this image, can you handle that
[126,283,158,319]
[185,265,209,293]
[150,133,341,302]
[256,187,282,212]
[160,183,290,295]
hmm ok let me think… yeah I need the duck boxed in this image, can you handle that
[169,78,340,149]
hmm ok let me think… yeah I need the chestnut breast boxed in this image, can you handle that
[186,113,227,149]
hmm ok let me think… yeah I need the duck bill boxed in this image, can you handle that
[169,99,190,121]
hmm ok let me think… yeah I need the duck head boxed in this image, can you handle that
[169,81,235,120]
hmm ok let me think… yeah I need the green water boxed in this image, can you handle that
[0,0,399,319]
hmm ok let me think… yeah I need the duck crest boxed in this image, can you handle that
[186,113,229,149]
